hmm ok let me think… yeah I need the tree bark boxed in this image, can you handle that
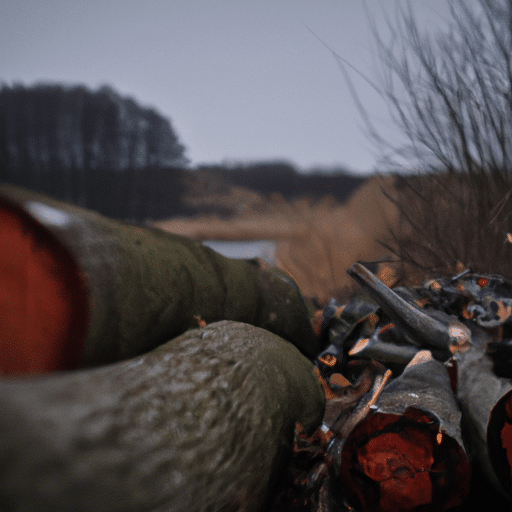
[454,322,512,500]
[0,184,321,375]
[0,320,326,512]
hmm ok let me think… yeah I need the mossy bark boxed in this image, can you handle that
[0,184,321,372]
[0,321,325,512]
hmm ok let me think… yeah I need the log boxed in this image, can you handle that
[0,320,326,512]
[0,184,320,375]
[339,351,471,512]
[454,322,512,500]
[347,263,472,355]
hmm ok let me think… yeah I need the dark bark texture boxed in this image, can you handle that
[0,321,326,512]
[455,322,512,499]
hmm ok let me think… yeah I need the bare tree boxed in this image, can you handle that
[350,0,512,280]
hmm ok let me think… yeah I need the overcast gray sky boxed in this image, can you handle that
[1,1,460,174]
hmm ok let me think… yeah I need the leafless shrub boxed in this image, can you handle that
[358,0,512,282]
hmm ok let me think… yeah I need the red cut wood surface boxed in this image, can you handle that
[340,357,470,512]
[341,411,469,512]
[503,395,512,473]
[0,200,88,375]
[357,428,434,510]
[487,389,512,496]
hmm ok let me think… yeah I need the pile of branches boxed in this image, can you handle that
[272,263,512,511]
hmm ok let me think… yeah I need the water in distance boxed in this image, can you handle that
[202,240,277,266]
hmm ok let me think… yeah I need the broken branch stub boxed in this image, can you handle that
[0,184,321,375]
[347,263,472,354]
[0,321,326,512]
[348,331,420,367]
[339,351,471,512]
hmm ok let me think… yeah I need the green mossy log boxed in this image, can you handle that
[0,184,320,374]
[0,321,326,512]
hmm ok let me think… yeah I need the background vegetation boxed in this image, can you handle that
[363,0,512,283]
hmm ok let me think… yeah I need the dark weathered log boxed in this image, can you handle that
[339,351,471,512]
[0,320,326,512]
[347,263,471,354]
[454,323,512,500]
[0,184,320,375]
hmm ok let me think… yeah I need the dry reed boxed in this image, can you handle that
[154,175,399,302]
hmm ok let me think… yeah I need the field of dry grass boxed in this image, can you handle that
[153,174,399,302]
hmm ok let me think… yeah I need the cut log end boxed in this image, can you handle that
[488,390,512,499]
[405,349,433,368]
[0,199,89,376]
[340,409,471,512]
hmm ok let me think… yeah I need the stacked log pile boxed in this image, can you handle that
[1,185,512,511]
[273,263,512,511]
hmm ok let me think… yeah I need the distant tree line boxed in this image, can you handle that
[0,83,188,173]
[0,163,191,222]
[199,161,365,204]
[0,83,190,220]
[0,83,365,221]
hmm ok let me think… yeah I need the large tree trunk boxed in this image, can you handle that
[0,321,326,512]
[0,184,321,375]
